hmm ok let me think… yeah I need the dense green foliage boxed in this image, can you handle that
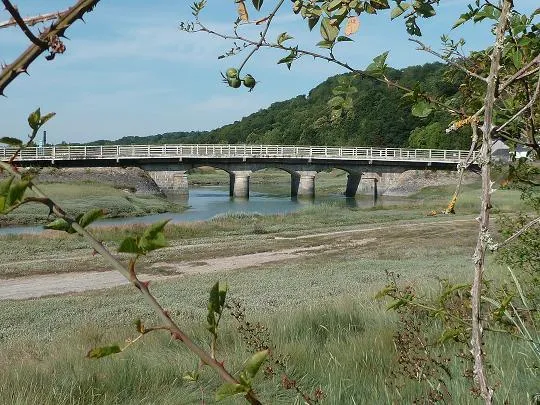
[89,62,470,149]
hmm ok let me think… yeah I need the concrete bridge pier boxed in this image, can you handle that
[345,172,362,197]
[229,170,252,199]
[146,170,188,195]
[291,171,317,199]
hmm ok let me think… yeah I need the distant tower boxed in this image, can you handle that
[43,130,47,146]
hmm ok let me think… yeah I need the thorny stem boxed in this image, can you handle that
[2,0,49,47]
[0,11,62,30]
[0,161,263,405]
[470,1,512,403]
[0,0,101,96]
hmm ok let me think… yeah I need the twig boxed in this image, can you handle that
[237,0,285,74]
[0,0,101,96]
[190,22,463,117]
[2,0,48,47]
[490,216,540,251]
[0,11,62,30]
[495,70,540,134]
[409,38,487,83]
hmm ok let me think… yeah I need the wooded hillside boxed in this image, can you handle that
[90,62,471,149]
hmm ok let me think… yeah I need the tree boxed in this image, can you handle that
[183,1,539,403]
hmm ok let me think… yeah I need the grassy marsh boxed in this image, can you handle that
[0,179,536,404]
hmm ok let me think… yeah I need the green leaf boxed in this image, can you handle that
[0,137,23,146]
[208,282,221,313]
[366,51,389,76]
[207,281,228,334]
[374,285,395,299]
[438,328,464,344]
[390,2,410,19]
[40,112,56,126]
[86,345,122,359]
[252,0,263,11]
[78,208,105,228]
[336,36,353,42]
[5,180,29,208]
[118,236,142,254]
[414,1,435,17]
[411,100,433,117]
[320,17,339,42]
[512,49,523,69]
[28,108,41,130]
[215,383,248,401]
[44,218,73,233]
[308,16,320,31]
[0,176,14,197]
[387,298,408,310]
[277,47,297,69]
[243,349,268,379]
[183,371,200,382]
[326,0,342,12]
[370,0,389,10]
[134,318,145,334]
[277,32,293,45]
[452,13,471,29]
[139,219,170,253]
[316,40,334,49]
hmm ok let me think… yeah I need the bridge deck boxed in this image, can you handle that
[1,144,474,164]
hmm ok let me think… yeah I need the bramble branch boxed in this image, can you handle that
[237,0,285,74]
[2,1,48,47]
[0,11,62,30]
[0,0,101,96]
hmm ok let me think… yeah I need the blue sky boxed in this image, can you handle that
[0,1,537,144]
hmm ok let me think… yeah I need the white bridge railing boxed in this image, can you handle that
[0,144,474,164]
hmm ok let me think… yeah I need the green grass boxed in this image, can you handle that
[0,181,535,404]
[0,250,537,404]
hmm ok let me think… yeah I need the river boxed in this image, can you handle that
[0,186,406,235]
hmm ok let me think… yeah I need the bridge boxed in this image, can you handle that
[1,144,475,199]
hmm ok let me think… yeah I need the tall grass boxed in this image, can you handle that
[1,238,537,404]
